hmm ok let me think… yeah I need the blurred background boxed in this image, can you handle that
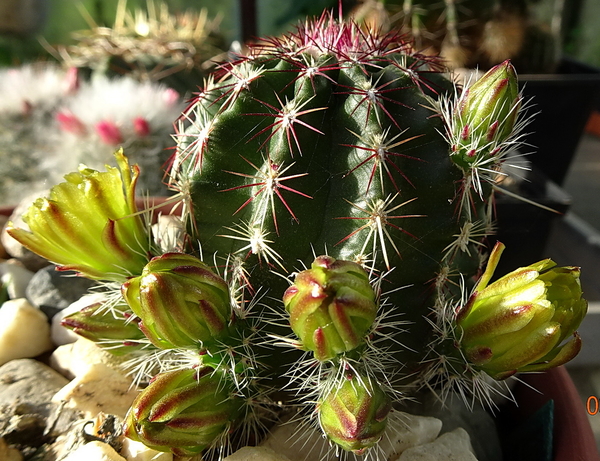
[3,0,600,72]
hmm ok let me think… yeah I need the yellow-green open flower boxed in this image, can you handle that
[456,242,587,380]
[7,149,150,281]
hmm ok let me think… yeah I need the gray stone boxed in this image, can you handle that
[2,414,46,446]
[0,359,82,457]
[26,265,96,319]
[397,428,478,461]
[0,359,69,420]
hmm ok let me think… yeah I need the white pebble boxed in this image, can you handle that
[378,410,443,460]
[50,337,126,380]
[0,260,34,299]
[0,298,53,366]
[260,418,331,461]
[120,438,173,461]
[62,441,126,461]
[261,410,444,461]
[52,362,140,419]
[224,446,292,461]
[398,428,478,461]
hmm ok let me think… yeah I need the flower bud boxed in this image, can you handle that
[96,120,124,145]
[451,60,521,168]
[56,111,87,136]
[7,150,150,281]
[456,242,587,379]
[61,301,146,356]
[133,117,151,137]
[318,371,391,455]
[122,253,232,349]
[124,367,243,457]
[283,255,377,362]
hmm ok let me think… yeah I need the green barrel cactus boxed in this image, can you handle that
[169,11,510,371]
[7,10,588,459]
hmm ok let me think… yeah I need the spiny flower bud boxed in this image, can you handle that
[456,242,587,380]
[283,255,377,362]
[7,150,150,281]
[124,367,243,457]
[318,371,391,455]
[121,253,232,350]
[451,60,521,168]
[61,301,146,356]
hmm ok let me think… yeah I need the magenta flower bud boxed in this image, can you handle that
[124,367,243,457]
[56,111,87,136]
[7,150,150,281]
[451,60,522,168]
[121,253,232,349]
[163,88,180,106]
[318,371,391,455]
[283,255,377,362]
[64,67,80,94]
[61,301,146,355]
[133,117,151,137]
[456,242,587,380]
[96,120,124,145]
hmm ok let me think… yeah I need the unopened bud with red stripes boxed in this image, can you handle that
[283,255,377,362]
[123,367,242,457]
[122,253,232,349]
[61,300,145,355]
[318,370,391,455]
[450,60,521,169]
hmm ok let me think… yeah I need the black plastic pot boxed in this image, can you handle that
[493,168,571,275]
[498,366,600,461]
[519,58,600,186]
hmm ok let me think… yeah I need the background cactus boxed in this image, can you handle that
[7,9,588,460]
[349,0,563,73]
[54,0,226,94]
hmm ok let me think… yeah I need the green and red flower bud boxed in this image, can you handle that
[7,150,150,281]
[456,242,587,380]
[318,371,391,455]
[123,367,243,457]
[61,301,146,356]
[451,60,521,168]
[121,253,232,350]
[283,255,378,362]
